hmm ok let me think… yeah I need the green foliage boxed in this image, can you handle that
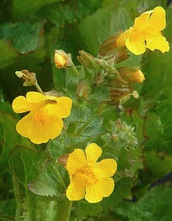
[0,0,172,220]
[129,185,172,221]
[0,22,44,54]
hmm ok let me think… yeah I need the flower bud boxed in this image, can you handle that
[54,50,72,68]
[77,50,96,69]
[117,66,145,83]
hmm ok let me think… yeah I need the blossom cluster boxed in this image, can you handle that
[12,6,169,204]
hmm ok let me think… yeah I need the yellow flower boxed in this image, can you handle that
[66,143,117,203]
[116,6,170,55]
[12,92,72,144]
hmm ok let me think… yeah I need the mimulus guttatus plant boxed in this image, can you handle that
[66,143,117,203]
[116,6,169,55]
[10,4,170,221]
[12,91,72,144]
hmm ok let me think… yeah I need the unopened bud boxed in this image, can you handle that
[54,50,72,68]
[77,50,96,69]
[117,66,145,83]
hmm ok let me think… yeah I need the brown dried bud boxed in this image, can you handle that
[109,88,131,105]
[99,31,123,56]
[15,70,37,87]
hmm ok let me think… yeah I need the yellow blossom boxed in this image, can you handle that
[116,6,170,55]
[66,143,117,203]
[12,92,72,144]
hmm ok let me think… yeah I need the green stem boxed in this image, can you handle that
[34,82,44,94]
[53,166,66,189]
[57,199,72,221]
[12,175,22,221]
[71,62,80,76]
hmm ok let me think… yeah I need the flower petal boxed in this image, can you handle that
[66,173,86,201]
[149,6,166,31]
[67,149,87,175]
[126,37,146,55]
[134,12,151,30]
[85,143,102,164]
[85,177,114,203]
[16,113,32,137]
[146,33,170,53]
[98,159,117,177]
[12,96,31,113]
[17,111,64,144]
[26,92,46,103]
[116,28,133,47]
[55,97,72,118]
[27,115,63,144]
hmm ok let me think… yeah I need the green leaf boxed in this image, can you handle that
[75,202,103,220]
[9,146,45,186]
[145,151,172,180]
[79,1,133,56]
[134,151,172,199]
[28,162,64,199]
[0,39,18,69]
[13,0,63,19]
[0,102,31,174]
[128,185,172,221]
[0,22,44,54]
[0,199,16,219]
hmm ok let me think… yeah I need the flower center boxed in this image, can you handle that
[77,167,102,186]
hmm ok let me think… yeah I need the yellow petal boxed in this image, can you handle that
[134,12,151,30]
[98,159,117,177]
[149,6,166,31]
[146,33,170,53]
[16,113,32,137]
[55,97,72,118]
[17,111,63,144]
[26,92,46,103]
[116,28,133,47]
[12,96,31,113]
[66,173,86,201]
[27,115,63,144]
[85,177,114,203]
[126,37,146,55]
[85,143,102,164]
[67,149,86,175]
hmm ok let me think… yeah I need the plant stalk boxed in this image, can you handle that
[57,199,72,221]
